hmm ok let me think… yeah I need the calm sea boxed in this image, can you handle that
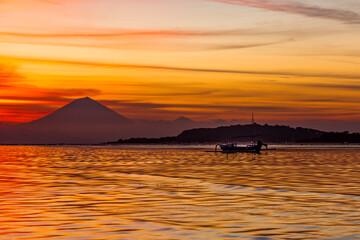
[1,145,360,240]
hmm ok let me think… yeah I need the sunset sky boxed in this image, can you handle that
[1,0,359,131]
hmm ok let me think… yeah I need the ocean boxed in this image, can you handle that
[0,145,360,239]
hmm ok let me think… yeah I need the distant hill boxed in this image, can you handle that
[176,124,324,143]
[173,116,194,124]
[109,123,326,144]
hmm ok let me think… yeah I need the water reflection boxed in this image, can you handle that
[0,146,360,239]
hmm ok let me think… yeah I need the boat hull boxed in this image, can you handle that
[218,143,262,153]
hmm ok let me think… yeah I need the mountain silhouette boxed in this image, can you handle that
[173,116,194,124]
[0,97,133,144]
[28,97,132,126]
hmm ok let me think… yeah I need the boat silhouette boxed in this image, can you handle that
[215,141,267,153]
[214,113,268,153]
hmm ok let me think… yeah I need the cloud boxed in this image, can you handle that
[1,86,102,102]
[0,64,23,83]
[101,99,291,112]
[96,99,360,123]
[292,98,341,103]
[207,40,291,50]
[5,56,360,80]
[279,82,360,91]
[0,28,293,51]
[212,0,360,24]
[0,28,257,38]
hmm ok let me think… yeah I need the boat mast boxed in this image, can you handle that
[252,112,255,143]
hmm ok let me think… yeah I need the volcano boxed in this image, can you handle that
[0,97,133,144]
[29,97,132,126]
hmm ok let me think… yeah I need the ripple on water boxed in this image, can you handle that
[0,146,360,239]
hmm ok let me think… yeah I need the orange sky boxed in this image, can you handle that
[0,0,359,131]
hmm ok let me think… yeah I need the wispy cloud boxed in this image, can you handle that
[0,86,102,102]
[101,99,292,113]
[5,56,360,80]
[276,82,360,91]
[207,39,292,50]
[0,28,255,38]
[212,0,360,24]
[97,99,360,120]
[0,28,291,51]
[0,64,22,83]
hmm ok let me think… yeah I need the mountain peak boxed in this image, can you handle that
[78,96,92,101]
[68,96,97,105]
[174,116,193,123]
[30,97,132,125]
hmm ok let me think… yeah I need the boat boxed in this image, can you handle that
[213,113,269,153]
[215,141,267,153]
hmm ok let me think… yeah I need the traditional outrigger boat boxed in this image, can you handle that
[213,113,270,153]
[215,141,267,153]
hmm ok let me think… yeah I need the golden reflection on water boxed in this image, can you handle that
[0,146,360,239]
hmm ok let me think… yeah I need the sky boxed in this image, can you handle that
[0,0,359,131]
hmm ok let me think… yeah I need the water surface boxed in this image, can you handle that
[1,146,360,239]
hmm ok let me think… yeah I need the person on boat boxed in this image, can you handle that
[257,141,268,149]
